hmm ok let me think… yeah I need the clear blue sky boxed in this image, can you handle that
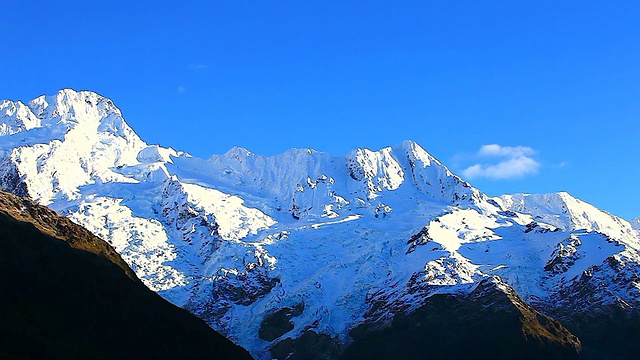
[1,1,639,219]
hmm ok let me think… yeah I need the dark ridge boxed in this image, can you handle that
[0,191,136,281]
[558,307,640,360]
[341,279,581,360]
[542,255,640,360]
[270,330,341,360]
[0,190,252,360]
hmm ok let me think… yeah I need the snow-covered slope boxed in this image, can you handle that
[496,192,640,249]
[1,89,638,359]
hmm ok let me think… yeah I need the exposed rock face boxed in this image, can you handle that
[541,254,640,360]
[259,303,305,342]
[0,190,252,360]
[0,190,136,281]
[342,279,581,360]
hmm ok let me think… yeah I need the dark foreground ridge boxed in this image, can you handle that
[0,190,252,360]
[340,279,582,360]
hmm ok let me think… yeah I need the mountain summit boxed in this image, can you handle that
[0,89,146,203]
[1,89,639,359]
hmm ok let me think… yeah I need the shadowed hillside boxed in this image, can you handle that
[340,280,582,360]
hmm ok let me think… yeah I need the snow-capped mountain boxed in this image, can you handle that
[1,89,638,359]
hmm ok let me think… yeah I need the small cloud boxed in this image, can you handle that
[462,156,540,180]
[189,64,209,71]
[177,85,186,93]
[461,144,541,180]
[477,144,536,158]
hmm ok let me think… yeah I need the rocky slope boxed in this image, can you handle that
[342,278,581,360]
[1,89,639,359]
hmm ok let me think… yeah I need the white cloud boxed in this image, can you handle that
[461,144,541,180]
[477,144,536,158]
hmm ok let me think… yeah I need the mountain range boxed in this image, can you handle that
[1,89,639,359]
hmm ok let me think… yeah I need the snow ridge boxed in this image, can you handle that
[0,89,146,204]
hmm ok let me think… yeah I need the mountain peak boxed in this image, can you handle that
[496,191,640,248]
[397,138,427,152]
[1,89,132,139]
[0,89,147,204]
[0,99,40,136]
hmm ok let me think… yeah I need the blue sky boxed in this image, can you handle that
[1,1,639,219]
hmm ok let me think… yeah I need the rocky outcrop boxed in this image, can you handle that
[342,279,581,360]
